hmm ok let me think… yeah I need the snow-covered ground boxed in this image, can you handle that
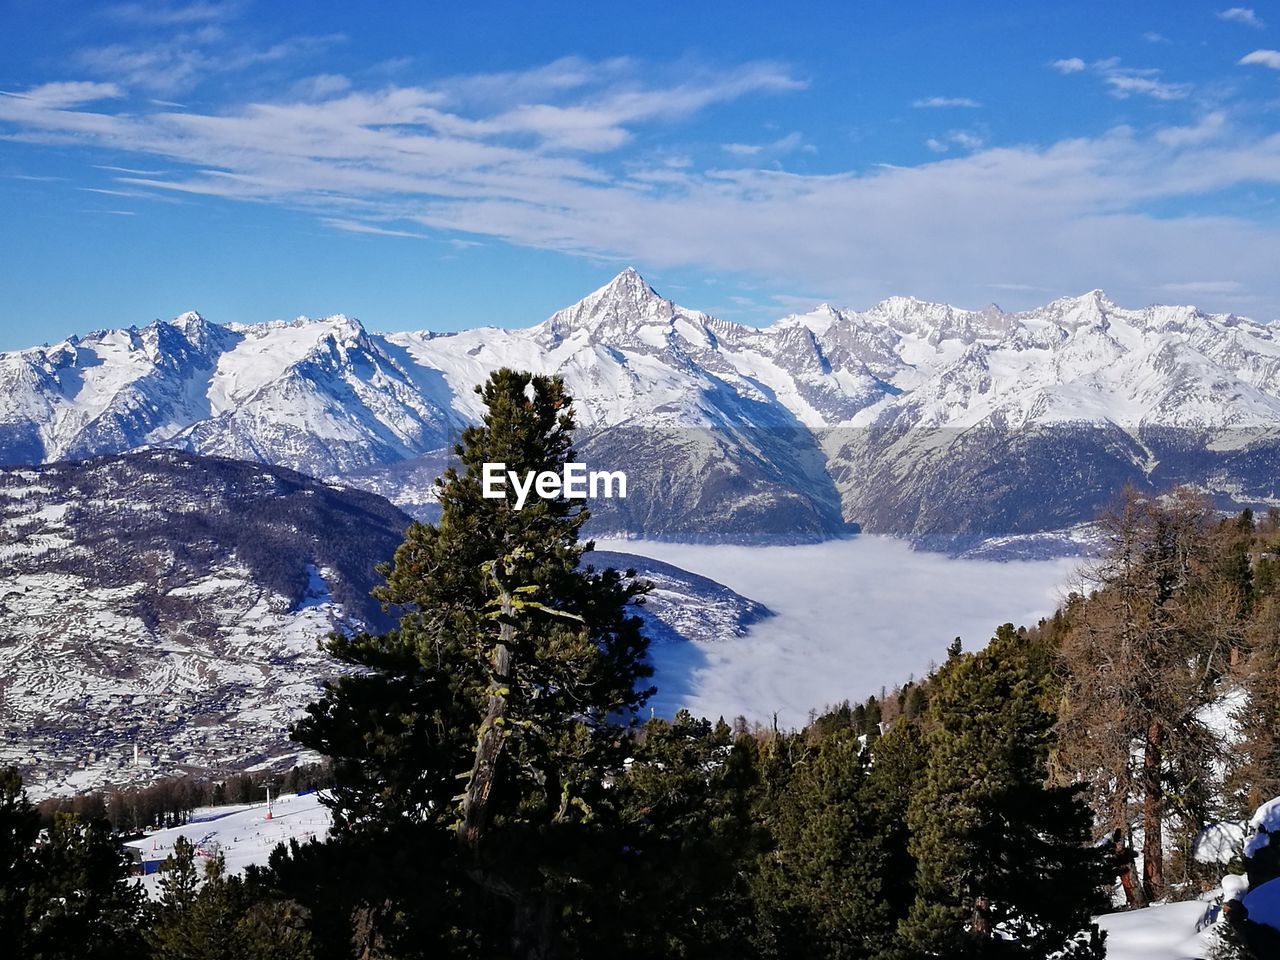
[1096,898,1221,959]
[605,536,1080,727]
[125,791,331,895]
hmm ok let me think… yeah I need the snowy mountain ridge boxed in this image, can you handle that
[4,269,1280,539]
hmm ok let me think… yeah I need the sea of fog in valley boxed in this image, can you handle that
[602,536,1083,729]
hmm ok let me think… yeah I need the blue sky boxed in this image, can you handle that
[3,1,1280,350]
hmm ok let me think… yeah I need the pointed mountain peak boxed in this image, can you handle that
[592,266,660,303]
[160,310,215,344]
[1044,289,1116,331]
[774,303,844,337]
[539,268,681,342]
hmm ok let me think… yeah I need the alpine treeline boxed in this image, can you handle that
[2,368,1278,958]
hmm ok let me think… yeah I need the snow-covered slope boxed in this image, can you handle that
[126,790,331,894]
[4,270,1280,539]
[0,453,768,796]
[0,451,411,798]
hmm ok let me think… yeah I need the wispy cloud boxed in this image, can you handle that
[4,56,1280,315]
[76,29,344,95]
[1142,32,1171,44]
[911,96,982,108]
[722,131,814,156]
[104,2,241,25]
[1155,111,1227,146]
[0,81,123,108]
[1160,280,1245,295]
[1240,49,1280,69]
[1102,71,1191,101]
[320,217,426,239]
[1054,57,1192,100]
[925,130,985,153]
[289,74,352,100]
[1218,7,1265,29]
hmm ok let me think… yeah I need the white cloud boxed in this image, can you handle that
[4,57,1280,318]
[1058,57,1193,100]
[911,96,982,108]
[76,31,344,95]
[924,130,985,153]
[320,218,425,239]
[722,132,813,156]
[1160,280,1245,295]
[622,537,1076,727]
[1219,7,1265,28]
[104,1,241,26]
[1240,49,1280,69]
[1142,32,1171,44]
[1155,112,1227,146]
[0,81,123,108]
[1099,66,1191,100]
[291,74,351,100]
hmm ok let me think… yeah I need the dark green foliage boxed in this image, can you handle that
[584,712,763,960]
[148,836,314,960]
[24,812,149,960]
[752,730,906,960]
[900,629,1109,958]
[0,767,40,952]
[291,369,654,956]
[252,827,469,960]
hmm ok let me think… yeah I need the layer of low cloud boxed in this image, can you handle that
[621,537,1078,726]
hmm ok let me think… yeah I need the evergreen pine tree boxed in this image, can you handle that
[585,711,762,960]
[753,730,906,960]
[292,369,653,958]
[900,628,1109,959]
[25,813,149,960]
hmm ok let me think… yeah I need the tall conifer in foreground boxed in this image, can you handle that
[293,369,652,958]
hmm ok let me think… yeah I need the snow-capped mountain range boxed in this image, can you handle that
[4,268,1280,540]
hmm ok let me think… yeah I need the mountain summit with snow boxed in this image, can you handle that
[2,270,1279,540]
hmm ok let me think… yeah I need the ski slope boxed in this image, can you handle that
[125,791,331,895]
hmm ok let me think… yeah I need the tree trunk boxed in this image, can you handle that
[1142,720,1165,901]
[1115,829,1145,908]
[458,591,514,848]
